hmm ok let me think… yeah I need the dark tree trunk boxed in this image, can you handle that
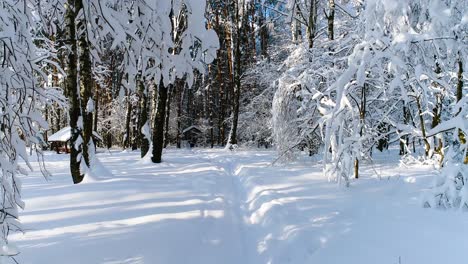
[227,1,242,147]
[93,84,99,132]
[131,102,139,150]
[457,55,463,103]
[399,105,410,155]
[209,73,215,148]
[176,82,183,148]
[51,64,61,134]
[137,75,149,157]
[218,65,226,146]
[415,96,431,157]
[431,59,443,162]
[327,0,335,41]
[65,0,83,184]
[152,78,168,163]
[259,6,268,58]
[354,83,367,179]
[186,82,193,124]
[78,19,94,169]
[164,87,173,148]
[123,91,132,149]
[306,0,318,49]
[44,107,49,142]
[292,4,302,43]
[456,54,467,163]
[55,106,61,133]
[213,11,226,146]
[105,91,112,149]
[431,95,443,160]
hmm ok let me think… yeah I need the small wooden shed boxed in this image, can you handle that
[182,126,203,147]
[48,127,103,154]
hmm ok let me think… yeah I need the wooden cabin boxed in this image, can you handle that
[181,126,203,148]
[48,127,103,154]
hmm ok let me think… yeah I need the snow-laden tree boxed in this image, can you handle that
[58,0,218,180]
[239,23,291,148]
[115,0,219,163]
[34,0,125,183]
[316,0,467,187]
[238,60,277,148]
[271,0,361,165]
[0,0,63,261]
[272,44,319,161]
[422,0,468,207]
[270,0,467,190]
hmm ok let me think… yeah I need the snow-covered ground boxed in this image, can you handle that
[12,149,468,264]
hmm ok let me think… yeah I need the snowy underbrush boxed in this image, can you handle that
[425,162,468,210]
[400,153,442,167]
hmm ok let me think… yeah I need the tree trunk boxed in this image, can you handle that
[456,54,467,164]
[218,59,226,146]
[78,16,94,169]
[259,6,268,57]
[227,1,242,147]
[131,100,139,150]
[123,91,132,149]
[399,105,410,155]
[164,87,173,148]
[137,75,149,157]
[55,106,61,133]
[223,6,235,146]
[209,70,215,148]
[105,92,112,149]
[176,81,183,148]
[65,0,83,184]
[44,107,49,143]
[457,55,463,103]
[354,83,367,179]
[431,59,444,162]
[93,84,99,132]
[306,0,318,49]
[431,94,443,161]
[214,11,226,146]
[52,62,61,134]
[152,78,168,163]
[327,0,335,41]
[292,4,302,43]
[415,96,431,157]
[249,2,256,59]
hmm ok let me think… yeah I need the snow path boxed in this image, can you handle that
[11,149,468,264]
[14,150,258,264]
[198,153,252,263]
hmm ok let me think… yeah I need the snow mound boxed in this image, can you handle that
[136,145,154,165]
[82,158,113,183]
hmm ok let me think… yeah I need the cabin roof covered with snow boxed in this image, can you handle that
[182,125,203,134]
[48,127,103,142]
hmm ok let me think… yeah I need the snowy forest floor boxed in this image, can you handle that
[12,148,468,264]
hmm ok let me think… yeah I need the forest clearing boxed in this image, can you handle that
[0,0,466,263]
[12,148,468,264]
